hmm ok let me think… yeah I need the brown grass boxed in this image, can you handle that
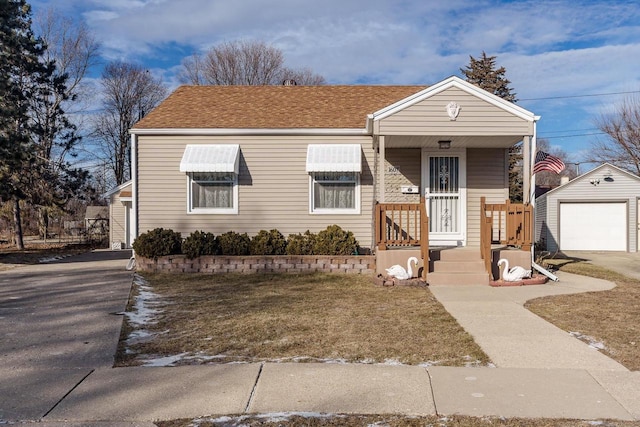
[121,272,490,367]
[525,259,640,371]
[157,414,635,426]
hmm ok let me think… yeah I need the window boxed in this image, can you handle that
[311,171,360,214]
[180,144,240,215]
[188,172,238,214]
[305,144,362,214]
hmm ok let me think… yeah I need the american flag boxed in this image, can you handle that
[533,151,565,174]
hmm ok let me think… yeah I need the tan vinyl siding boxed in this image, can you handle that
[109,185,131,247]
[137,135,376,249]
[378,87,533,136]
[534,193,548,244]
[541,166,640,252]
[383,149,421,203]
[466,148,509,246]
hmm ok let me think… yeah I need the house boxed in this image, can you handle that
[129,76,538,283]
[535,163,640,253]
[105,181,133,249]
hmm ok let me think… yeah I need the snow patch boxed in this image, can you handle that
[193,412,340,426]
[570,331,607,351]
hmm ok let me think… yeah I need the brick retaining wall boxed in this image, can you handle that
[136,254,376,275]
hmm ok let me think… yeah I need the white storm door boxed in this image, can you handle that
[423,150,466,244]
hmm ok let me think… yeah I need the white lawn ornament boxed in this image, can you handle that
[497,258,531,282]
[385,257,419,280]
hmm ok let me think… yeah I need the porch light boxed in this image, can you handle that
[438,140,451,150]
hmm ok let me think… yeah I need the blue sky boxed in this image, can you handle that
[30,0,640,172]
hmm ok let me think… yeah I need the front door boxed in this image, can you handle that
[423,149,466,245]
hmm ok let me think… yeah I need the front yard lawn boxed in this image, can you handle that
[117,272,490,367]
[526,260,640,371]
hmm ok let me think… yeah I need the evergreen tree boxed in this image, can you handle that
[0,0,88,247]
[0,0,47,248]
[461,51,522,201]
[461,51,516,102]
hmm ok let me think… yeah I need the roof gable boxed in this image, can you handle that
[104,180,132,199]
[133,85,426,131]
[543,163,640,197]
[370,76,536,123]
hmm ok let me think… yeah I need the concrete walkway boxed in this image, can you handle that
[1,251,640,424]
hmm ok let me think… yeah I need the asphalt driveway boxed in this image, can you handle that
[0,250,134,421]
[561,250,640,280]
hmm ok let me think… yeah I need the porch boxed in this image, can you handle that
[375,197,533,285]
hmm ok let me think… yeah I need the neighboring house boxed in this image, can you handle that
[536,163,640,253]
[129,76,538,280]
[105,181,133,249]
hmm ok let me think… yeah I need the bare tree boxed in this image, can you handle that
[179,40,325,86]
[29,8,100,237]
[587,94,640,175]
[93,62,167,185]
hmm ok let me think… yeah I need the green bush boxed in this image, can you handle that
[314,224,359,255]
[286,230,317,255]
[132,228,182,260]
[250,229,287,255]
[218,231,251,255]
[182,230,219,259]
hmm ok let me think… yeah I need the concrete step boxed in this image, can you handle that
[429,248,482,263]
[431,260,486,273]
[427,271,490,286]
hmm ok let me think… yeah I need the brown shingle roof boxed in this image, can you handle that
[133,85,427,130]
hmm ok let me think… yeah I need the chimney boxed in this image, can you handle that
[560,176,570,185]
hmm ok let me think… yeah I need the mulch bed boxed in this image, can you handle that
[489,275,549,287]
[373,274,428,287]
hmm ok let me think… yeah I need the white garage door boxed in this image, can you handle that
[560,202,627,251]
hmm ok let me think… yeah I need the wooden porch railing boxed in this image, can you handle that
[480,197,533,274]
[375,197,429,280]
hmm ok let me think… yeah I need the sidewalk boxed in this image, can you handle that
[2,253,640,424]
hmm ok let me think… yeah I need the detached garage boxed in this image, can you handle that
[536,163,640,253]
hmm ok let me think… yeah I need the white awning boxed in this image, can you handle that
[179,144,240,173]
[305,144,362,172]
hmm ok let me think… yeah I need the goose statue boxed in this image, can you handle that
[497,258,531,282]
[385,257,419,280]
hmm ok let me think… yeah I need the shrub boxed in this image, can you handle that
[314,224,359,255]
[132,228,182,260]
[182,230,219,259]
[218,231,251,255]
[286,230,317,255]
[250,229,287,255]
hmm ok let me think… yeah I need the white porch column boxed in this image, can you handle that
[523,135,531,204]
[130,133,138,249]
[379,135,385,203]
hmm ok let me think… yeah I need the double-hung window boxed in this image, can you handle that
[180,144,240,214]
[312,172,359,212]
[306,144,361,214]
[189,172,237,213]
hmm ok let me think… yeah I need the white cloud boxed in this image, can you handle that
[28,0,640,159]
